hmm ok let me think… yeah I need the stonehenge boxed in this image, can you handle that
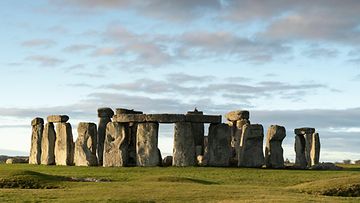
[74,122,98,166]
[40,122,56,165]
[173,122,196,166]
[294,128,321,168]
[29,108,321,169]
[238,124,265,168]
[265,125,286,168]
[29,117,44,164]
[136,122,161,166]
[103,122,129,167]
[97,107,114,166]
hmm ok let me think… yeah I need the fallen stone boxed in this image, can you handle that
[294,127,315,135]
[310,133,320,166]
[55,123,75,166]
[31,117,44,126]
[265,125,286,168]
[103,122,129,167]
[47,115,69,123]
[162,156,173,167]
[136,122,161,166]
[41,123,56,165]
[208,123,232,167]
[29,118,44,165]
[115,108,143,115]
[238,124,265,168]
[97,116,112,166]
[294,134,307,169]
[6,157,29,164]
[112,114,146,123]
[97,107,114,118]
[309,162,342,170]
[173,122,196,166]
[74,122,98,166]
[225,110,250,121]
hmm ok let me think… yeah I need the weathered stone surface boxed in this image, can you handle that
[29,119,44,165]
[185,115,222,123]
[74,122,98,166]
[294,127,315,135]
[41,123,56,165]
[208,123,232,167]
[146,114,186,123]
[294,135,307,169]
[265,125,286,168]
[232,119,250,149]
[173,122,196,166]
[225,110,250,121]
[136,122,161,166]
[31,117,44,126]
[112,114,146,123]
[238,124,264,168]
[162,156,173,167]
[310,133,320,166]
[115,108,143,115]
[103,122,129,167]
[47,115,69,123]
[97,107,114,118]
[55,123,74,166]
[97,116,112,166]
[186,109,203,115]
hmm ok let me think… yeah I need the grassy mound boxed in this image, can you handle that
[0,170,63,189]
[289,174,360,197]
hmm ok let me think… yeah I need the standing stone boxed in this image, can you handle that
[97,107,114,166]
[294,135,307,168]
[238,124,264,168]
[265,125,286,168]
[74,122,98,166]
[41,123,56,165]
[29,118,44,164]
[294,127,316,168]
[310,133,320,166]
[103,122,129,167]
[136,122,161,166]
[186,109,205,155]
[208,123,232,167]
[55,123,74,166]
[173,122,196,166]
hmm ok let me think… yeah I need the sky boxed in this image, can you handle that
[0,0,360,162]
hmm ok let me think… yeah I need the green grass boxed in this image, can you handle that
[0,164,359,202]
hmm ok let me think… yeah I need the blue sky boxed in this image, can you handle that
[1,0,360,162]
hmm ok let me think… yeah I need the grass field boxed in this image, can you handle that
[0,164,359,202]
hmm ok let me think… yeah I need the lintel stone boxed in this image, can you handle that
[225,110,250,121]
[116,108,143,115]
[294,127,315,135]
[47,115,69,123]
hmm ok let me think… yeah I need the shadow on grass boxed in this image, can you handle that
[155,176,218,185]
